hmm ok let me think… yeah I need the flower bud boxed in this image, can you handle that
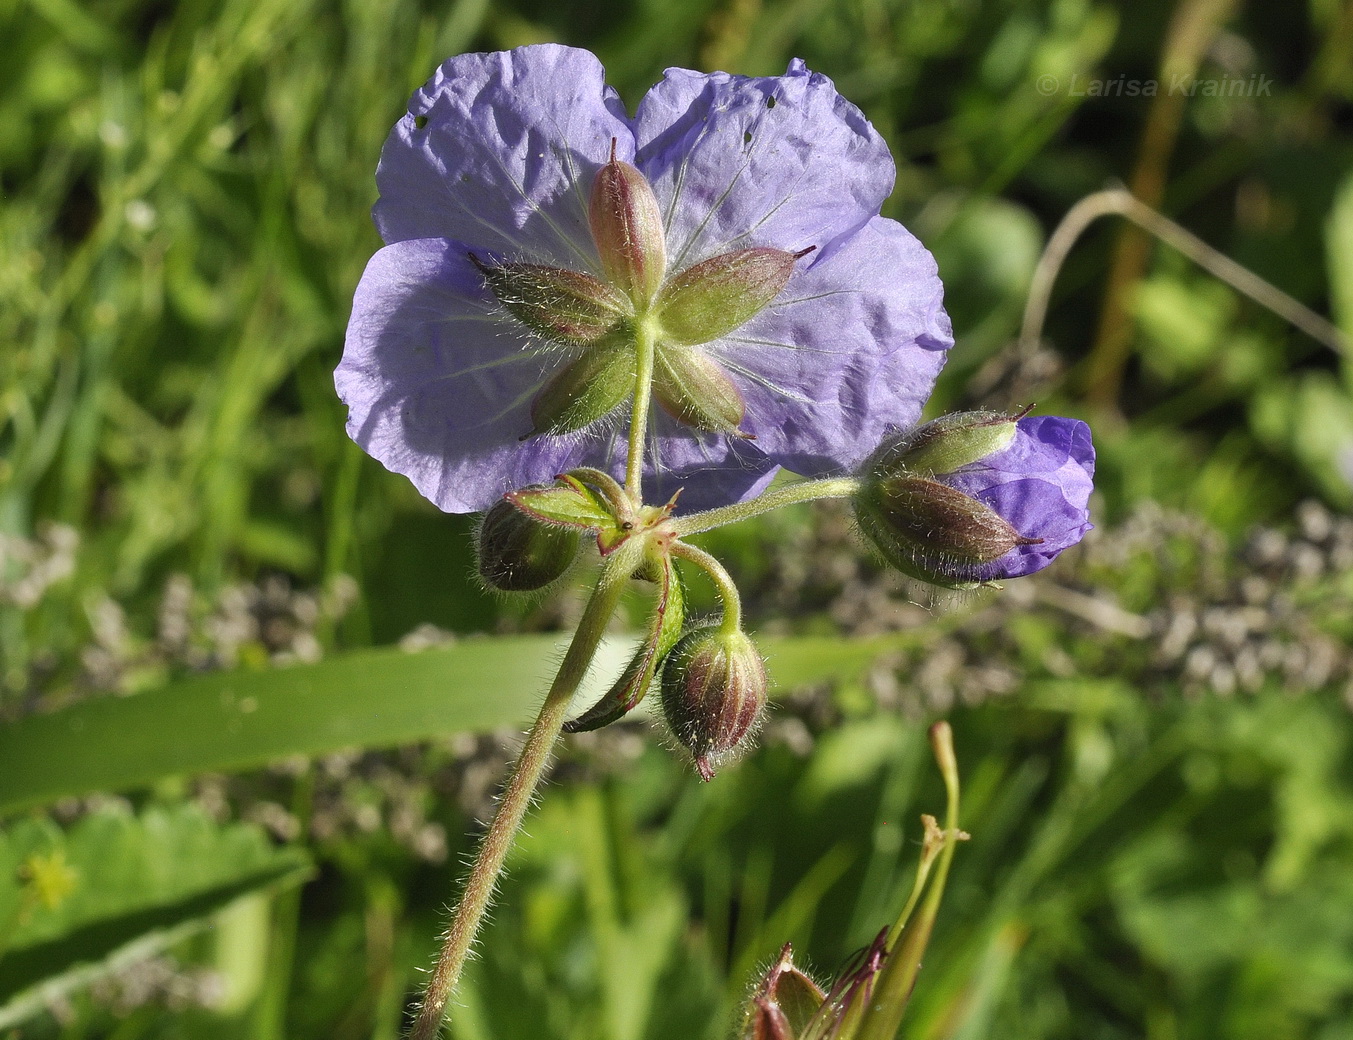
[590,142,667,307]
[477,495,580,591]
[656,247,811,345]
[854,413,1095,587]
[528,334,636,436]
[470,254,626,344]
[653,345,745,432]
[738,945,824,1040]
[660,625,767,781]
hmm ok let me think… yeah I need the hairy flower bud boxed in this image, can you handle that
[855,475,1039,588]
[528,335,637,436]
[656,247,812,345]
[661,625,767,781]
[590,142,667,307]
[739,945,825,1040]
[854,413,1094,587]
[477,495,580,591]
[470,254,627,344]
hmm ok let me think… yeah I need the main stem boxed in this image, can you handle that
[409,568,629,1040]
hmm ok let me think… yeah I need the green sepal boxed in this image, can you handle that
[775,968,827,1035]
[653,345,746,432]
[656,247,808,345]
[853,475,1036,590]
[470,255,627,344]
[560,468,633,528]
[869,410,1021,478]
[528,335,637,436]
[564,549,685,733]
[506,481,615,533]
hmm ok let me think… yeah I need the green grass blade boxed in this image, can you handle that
[0,634,900,816]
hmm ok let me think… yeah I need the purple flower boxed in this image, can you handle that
[337,45,952,513]
[854,413,1095,587]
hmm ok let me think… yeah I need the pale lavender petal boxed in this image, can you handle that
[642,415,780,511]
[374,45,632,268]
[633,59,895,268]
[338,237,590,512]
[705,216,952,476]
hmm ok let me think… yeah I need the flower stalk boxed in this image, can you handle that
[625,317,659,501]
[671,476,861,536]
[409,560,632,1040]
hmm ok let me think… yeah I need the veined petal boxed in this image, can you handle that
[705,216,953,476]
[337,237,589,512]
[374,45,633,269]
[633,59,894,268]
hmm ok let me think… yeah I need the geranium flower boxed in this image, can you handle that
[338,45,952,512]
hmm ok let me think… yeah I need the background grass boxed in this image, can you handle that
[2,0,1353,1036]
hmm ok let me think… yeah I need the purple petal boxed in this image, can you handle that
[944,416,1095,579]
[338,237,589,512]
[633,59,895,268]
[373,45,632,266]
[642,418,780,511]
[706,216,952,476]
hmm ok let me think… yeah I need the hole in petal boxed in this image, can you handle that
[766,96,777,108]
[743,130,752,145]
[413,114,428,129]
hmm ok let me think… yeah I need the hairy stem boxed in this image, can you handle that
[625,320,658,502]
[670,476,860,537]
[671,540,743,633]
[408,566,630,1040]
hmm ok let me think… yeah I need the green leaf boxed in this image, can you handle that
[0,633,900,816]
[0,804,311,1028]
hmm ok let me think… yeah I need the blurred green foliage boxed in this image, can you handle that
[2,0,1353,1036]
